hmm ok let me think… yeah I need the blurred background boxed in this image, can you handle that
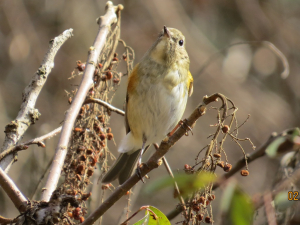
[0,0,299,224]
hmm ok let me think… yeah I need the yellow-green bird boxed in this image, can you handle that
[102,26,193,184]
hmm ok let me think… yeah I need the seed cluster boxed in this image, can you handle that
[54,35,134,224]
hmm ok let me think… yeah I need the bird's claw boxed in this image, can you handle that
[168,119,193,137]
[136,163,145,183]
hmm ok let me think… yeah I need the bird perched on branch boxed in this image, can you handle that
[102,26,193,184]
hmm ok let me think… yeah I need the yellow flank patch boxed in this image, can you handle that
[187,71,194,97]
[127,64,139,95]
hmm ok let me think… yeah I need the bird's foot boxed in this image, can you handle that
[136,162,150,183]
[168,119,193,137]
[136,162,145,183]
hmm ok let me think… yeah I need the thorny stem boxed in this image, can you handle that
[0,28,73,172]
[41,2,123,202]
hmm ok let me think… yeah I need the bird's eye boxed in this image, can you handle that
[179,40,184,46]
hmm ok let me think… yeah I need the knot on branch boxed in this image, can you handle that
[29,108,41,124]
[4,120,18,133]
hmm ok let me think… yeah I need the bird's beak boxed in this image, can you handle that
[163,26,171,38]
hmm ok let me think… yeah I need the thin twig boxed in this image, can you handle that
[84,98,125,116]
[0,29,73,172]
[153,143,188,219]
[41,2,123,202]
[81,93,223,225]
[0,126,62,162]
[0,167,27,213]
[166,128,297,220]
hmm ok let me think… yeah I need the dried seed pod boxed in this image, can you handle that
[68,97,72,104]
[99,115,105,123]
[217,161,225,168]
[213,153,221,158]
[100,141,105,148]
[184,164,192,170]
[74,127,83,132]
[197,214,204,222]
[98,63,103,68]
[198,196,205,204]
[76,61,85,71]
[223,163,232,172]
[106,71,113,80]
[221,125,229,133]
[112,57,118,61]
[79,155,86,162]
[241,170,249,176]
[94,68,99,76]
[86,149,93,155]
[106,127,112,133]
[208,194,215,201]
[114,53,118,57]
[99,133,106,141]
[113,78,120,84]
[91,155,98,166]
[87,167,94,176]
[205,216,212,223]
[107,133,113,140]
[192,204,200,212]
[81,192,92,201]
[76,164,85,174]
[79,217,85,223]
[125,191,130,195]
[122,54,127,61]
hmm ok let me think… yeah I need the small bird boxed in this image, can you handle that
[102,26,193,184]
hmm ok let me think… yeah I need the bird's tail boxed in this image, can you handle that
[101,150,141,184]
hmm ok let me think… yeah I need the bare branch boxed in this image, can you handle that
[0,167,27,213]
[84,97,125,116]
[0,126,62,161]
[0,215,16,225]
[0,29,73,171]
[81,93,223,225]
[41,1,123,202]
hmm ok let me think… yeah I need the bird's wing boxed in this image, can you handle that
[125,63,139,134]
[125,93,131,134]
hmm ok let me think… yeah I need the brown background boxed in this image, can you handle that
[0,0,299,224]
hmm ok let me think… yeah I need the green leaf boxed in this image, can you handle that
[265,136,287,158]
[145,172,215,197]
[230,188,254,225]
[147,206,171,225]
[133,212,150,225]
[221,183,254,225]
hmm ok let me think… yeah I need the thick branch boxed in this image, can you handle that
[41,1,123,202]
[0,126,62,161]
[0,29,73,171]
[81,93,223,225]
[0,167,27,213]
